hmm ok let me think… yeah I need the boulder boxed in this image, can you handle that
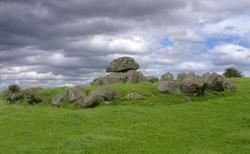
[224,80,236,92]
[102,73,128,84]
[126,70,146,83]
[146,76,159,83]
[161,72,174,81]
[106,57,139,72]
[125,93,143,100]
[67,86,85,102]
[205,73,225,91]
[90,89,117,101]
[52,92,68,107]
[177,73,187,81]
[186,72,197,79]
[158,81,180,94]
[180,76,205,96]
[78,96,100,108]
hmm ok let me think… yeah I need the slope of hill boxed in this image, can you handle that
[0,78,250,153]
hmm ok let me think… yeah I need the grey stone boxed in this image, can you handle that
[161,72,174,81]
[91,70,146,86]
[90,89,117,101]
[224,80,236,92]
[78,96,100,108]
[67,86,86,102]
[158,81,180,94]
[125,93,143,100]
[177,73,187,81]
[126,70,146,83]
[52,92,68,107]
[205,73,225,91]
[102,73,128,84]
[180,76,205,96]
[106,57,139,72]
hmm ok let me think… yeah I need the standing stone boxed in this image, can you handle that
[180,76,205,96]
[177,73,187,81]
[158,81,180,94]
[106,57,139,72]
[102,73,128,85]
[161,72,174,81]
[126,70,146,83]
[186,72,197,79]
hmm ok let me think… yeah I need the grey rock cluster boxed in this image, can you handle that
[158,72,236,96]
[52,87,117,108]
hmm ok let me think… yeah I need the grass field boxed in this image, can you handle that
[0,78,250,154]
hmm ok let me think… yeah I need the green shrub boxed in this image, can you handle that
[8,84,21,93]
[223,67,243,78]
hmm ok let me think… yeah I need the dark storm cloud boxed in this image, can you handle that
[1,0,250,89]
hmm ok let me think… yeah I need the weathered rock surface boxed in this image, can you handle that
[158,81,180,94]
[177,73,187,81]
[205,73,225,91]
[78,96,100,108]
[67,86,86,102]
[180,76,205,96]
[91,70,146,86]
[146,76,159,83]
[126,70,146,83]
[52,87,86,107]
[125,93,143,100]
[90,89,117,101]
[224,80,236,92]
[161,72,174,81]
[52,92,68,107]
[106,57,139,72]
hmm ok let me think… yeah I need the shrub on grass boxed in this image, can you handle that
[223,67,243,78]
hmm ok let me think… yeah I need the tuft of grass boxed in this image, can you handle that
[0,78,250,153]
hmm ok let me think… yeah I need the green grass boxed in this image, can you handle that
[0,78,250,154]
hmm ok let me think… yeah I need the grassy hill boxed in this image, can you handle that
[0,78,250,154]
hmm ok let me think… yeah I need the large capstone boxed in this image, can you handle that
[106,57,139,72]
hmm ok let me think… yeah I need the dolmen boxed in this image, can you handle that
[91,57,147,86]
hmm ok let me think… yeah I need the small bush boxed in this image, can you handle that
[223,67,243,78]
[8,84,21,93]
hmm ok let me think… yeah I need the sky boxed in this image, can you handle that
[0,0,250,89]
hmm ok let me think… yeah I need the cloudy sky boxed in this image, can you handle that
[1,0,250,89]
